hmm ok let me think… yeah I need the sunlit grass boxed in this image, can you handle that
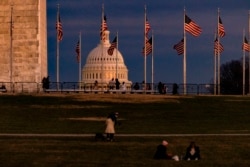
[0,94,250,166]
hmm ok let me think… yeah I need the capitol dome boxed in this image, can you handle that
[82,30,131,86]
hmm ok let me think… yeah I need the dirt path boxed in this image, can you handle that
[0,133,250,138]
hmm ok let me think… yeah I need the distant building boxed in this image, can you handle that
[0,0,47,92]
[82,28,131,89]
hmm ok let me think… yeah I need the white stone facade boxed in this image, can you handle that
[0,0,47,92]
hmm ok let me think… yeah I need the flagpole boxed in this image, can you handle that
[248,10,250,95]
[183,8,187,95]
[217,8,221,95]
[56,4,60,90]
[144,5,147,92]
[116,31,118,79]
[214,30,217,95]
[151,30,154,92]
[79,32,82,90]
[243,29,246,95]
[101,4,104,91]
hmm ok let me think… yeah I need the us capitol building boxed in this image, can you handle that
[82,29,131,88]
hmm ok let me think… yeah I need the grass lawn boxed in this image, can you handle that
[0,93,250,166]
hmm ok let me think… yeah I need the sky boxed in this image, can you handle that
[47,0,249,84]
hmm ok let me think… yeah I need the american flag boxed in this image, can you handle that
[142,37,152,56]
[242,37,250,52]
[214,38,224,55]
[100,15,108,41]
[218,17,225,37]
[56,13,63,41]
[107,36,117,55]
[75,40,80,63]
[185,15,202,37]
[145,17,151,38]
[173,38,184,55]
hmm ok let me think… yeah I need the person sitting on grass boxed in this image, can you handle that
[153,140,179,161]
[184,141,201,160]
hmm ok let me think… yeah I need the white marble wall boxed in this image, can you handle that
[0,0,47,92]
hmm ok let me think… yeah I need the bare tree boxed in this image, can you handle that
[220,59,249,95]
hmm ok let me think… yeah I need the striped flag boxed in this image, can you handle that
[142,37,152,56]
[100,15,108,41]
[185,15,202,37]
[173,38,184,55]
[218,17,225,37]
[242,37,250,52]
[75,40,80,63]
[145,17,151,38]
[107,36,117,55]
[214,38,224,55]
[56,13,63,41]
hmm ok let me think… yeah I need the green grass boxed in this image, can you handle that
[0,94,250,166]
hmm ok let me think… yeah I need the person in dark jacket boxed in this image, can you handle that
[42,76,50,91]
[158,82,163,94]
[184,141,201,160]
[172,83,179,95]
[115,78,120,90]
[133,82,140,90]
[154,140,179,160]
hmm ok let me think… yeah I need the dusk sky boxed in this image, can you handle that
[47,0,249,84]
